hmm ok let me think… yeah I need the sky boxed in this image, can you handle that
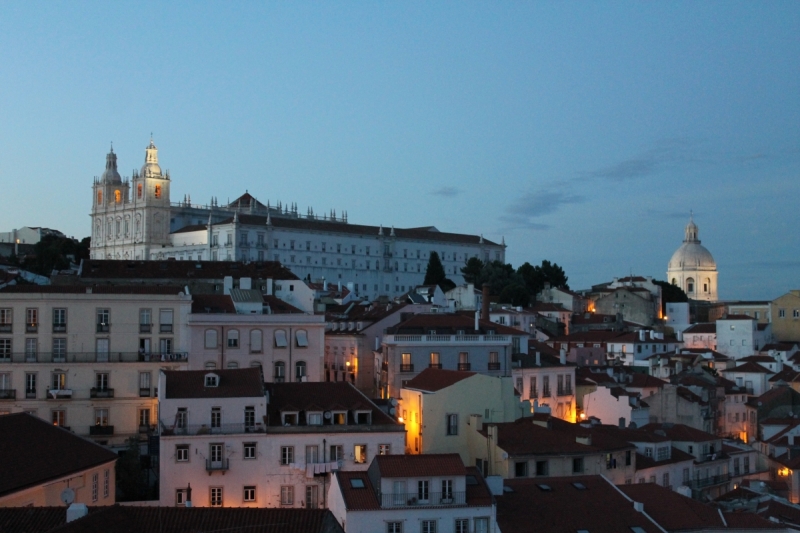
[0,2,797,301]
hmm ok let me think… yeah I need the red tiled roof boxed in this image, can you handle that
[374,453,466,478]
[618,483,732,530]
[0,414,118,498]
[263,382,401,428]
[48,506,343,533]
[334,471,381,510]
[497,476,662,533]
[762,343,799,352]
[403,368,476,392]
[263,295,304,314]
[769,368,800,383]
[191,294,235,313]
[639,423,718,443]
[163,368,265,399]
[684,323,716,334]
[79,259,299,281]
[0,284,184,295]
[388,313,525,336]
[725,362,774,374]
[0,507,92,533]
[634,447,695,469]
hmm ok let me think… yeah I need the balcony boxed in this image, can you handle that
[26,323,38,333]
[139,387,151,397]
[687,472,731,490]
[52,324,67,333]
[160,422,265,436]
[160,324,173,333]
[0,389,15,400]
[25,390,36,399]
[400,364,414,372]
[385,334,511,344]
[380,491,466,508]
[0,324,11,333]
[458,363,471,371]
[139,424,157,434]
[139,324,152,333]
[206,458,230,473]
[487,362,501,371]
[90,388,115,399]
[96,324,110,333]
[47,389,73,400]
[0,351,188,363]
[89,425,114,436]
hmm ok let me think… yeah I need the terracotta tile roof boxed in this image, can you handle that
[212,214,502,246]
[627,373,668,389]
[634,446,695,469]
[464,466,494,507]
[48,506,344,533]
[762,343,799,352]
[191,294,236,313]
[263,295,304,313]
[725,362,774,374]
[402,368,476,392]
[570,312,620,325]
[79,259,299,281]
[639,423,718,443]
[757,499,800,527]
[334,471,380,510]
[497,476,662,533]
[769,368,800,383]
[618,483,732,530]
[0,507,83,533]
[163,368,265,399]
[374,453,467,478]
[483,417,635,456]
[387,313,525,336]
[263,382,401,428]
[684,322,717,334]
[527,340,560,356]
[0,414,118,498]
[548,331,628,343]
[723,510,786,530]
[0,284,184,295]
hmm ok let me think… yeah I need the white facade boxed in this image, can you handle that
[716,317,773,360]
[88,142,505,301]
[581,386,649,429]
[667,217,719,302]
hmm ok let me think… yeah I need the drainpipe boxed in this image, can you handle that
[288,326,293,382]
[220,326,225,369]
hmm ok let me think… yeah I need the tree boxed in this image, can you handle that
[498,283,530,307]
[653,279,688,316]
[116,437,146,501]
[20,235,90,276]
[460,257,484,284]
[423,251,446,287]
[517,260,569,299]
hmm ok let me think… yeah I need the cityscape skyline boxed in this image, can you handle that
[0,2,797,300]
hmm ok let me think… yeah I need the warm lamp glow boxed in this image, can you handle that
[779,467,791,477]
[346,361,351,367]
[580,413,587,420]
[398,417,404,423]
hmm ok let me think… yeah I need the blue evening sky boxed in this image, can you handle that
[0,2,797,300]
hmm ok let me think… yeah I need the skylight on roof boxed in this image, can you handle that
[572,482,587,490]
[630,528,647,533]
[350,478,365,489]
[536,484,552,492]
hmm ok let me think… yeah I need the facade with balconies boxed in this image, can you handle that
[159,370,404,508]
[379,313,528,398]
[0,285,190,445]
[328,454,497,533]
[510,350,576,422]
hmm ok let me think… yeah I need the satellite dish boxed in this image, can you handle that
[60,488,75,506]
[323,411,332,420]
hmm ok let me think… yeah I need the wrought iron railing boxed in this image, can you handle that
[0,351,188,363]
[380,491,466,507]
[160,421,265,436]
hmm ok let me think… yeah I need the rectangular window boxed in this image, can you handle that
[536,460,548,476]
[176,445,189,462]
[379,444,391,455]
[104,469,109,498]
[26,308,38,332]
[281,446,294,465]
[542,376,550,396]
[52,308,67,332]
[0,339,10,360]
[0,309,12,332]
[210,487,223,507]
[159,309,174,333]
[95,408,109,426]
[446,413,458,435]
[139,372,151,396]
[418,480,430,502]
[330,445,343,462]
[25,338,37,361]
[52,338,67,361]
[52,372,66,390]
[515,461,528,477]
[387,523,403,533]
[139,408,151,428]
[92,473,98,502]
[305,485,318,509]
[95,372,109,391]
[52,410,66,427]
[280,486,293,506]
[421,520,436,533]
[455,519,468,533]
[243,486,256,502]
[306,445,319,464]
[139,309,151,333]
[96,309,110,332]
[354,444,367,464]
[211,407,221,428]
[572,457,583,473]
[25,373,36,397]
[244,442,256,459]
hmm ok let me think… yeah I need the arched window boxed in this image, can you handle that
[295,361,306,382]
[227,361,239,369]
[204,329,218,349]
[154,184,162,199]
[227,329,239,348]
[295,329,309,348]
[137,183,143,199]
[274,329,288,348]
[671,278,677,285]
[205,361,217,369]
[686,278,695,293]
[249,329,262,353]
[704,278,710,293]
[274,361,285,383]
[250,361,262,369]
[97,190,102,204]
[115,190,121,203]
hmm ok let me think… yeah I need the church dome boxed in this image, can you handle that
[668,217,716,270]
[101,147,122,184]
[140,138,162,178]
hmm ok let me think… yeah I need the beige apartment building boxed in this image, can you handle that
[0,285,190,446]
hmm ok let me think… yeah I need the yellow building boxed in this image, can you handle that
[771,291,800,342]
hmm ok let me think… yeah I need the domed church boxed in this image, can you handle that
[667,215,718,301]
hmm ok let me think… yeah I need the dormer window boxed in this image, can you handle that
[355,411,372,425]
[332,411,347,425]
[282,412,298,426]
[307,412,323,425]
[204,373,219,387]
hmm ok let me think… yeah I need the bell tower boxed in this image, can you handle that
[90,146,131,259]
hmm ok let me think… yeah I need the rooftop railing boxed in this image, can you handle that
[385,334,511,344]
[160,421,265,436]
[380,491,466,508]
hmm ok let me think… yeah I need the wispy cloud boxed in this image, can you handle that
[578,138,703,182]
[431,186,462,197]
[499,189,584,231]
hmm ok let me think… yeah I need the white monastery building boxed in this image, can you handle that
[89,140,506,301]
[667,215,718,302]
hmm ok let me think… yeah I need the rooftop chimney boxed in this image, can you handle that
[481,283,490,323]
[66,504,88,523]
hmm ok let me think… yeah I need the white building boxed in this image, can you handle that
[88,141,506,301]
[0,226,66,245]
[158,369,405,509]
[667,216,719,302]
[510,351,576,422]
[716,315,773,360]
[328,454,496,533]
